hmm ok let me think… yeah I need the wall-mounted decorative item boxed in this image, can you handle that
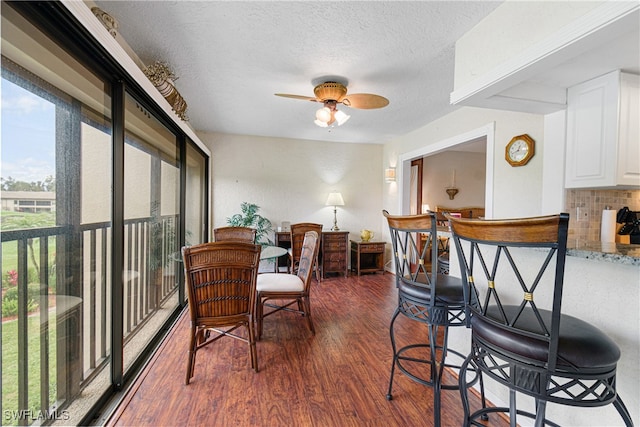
[505,134,535,166]
[91,7,118,38]
[143,61,188,121]
[445,168,458,199]
[385,167,396,182]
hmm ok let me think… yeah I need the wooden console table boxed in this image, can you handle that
[275,230,349,279]
[350,240,386,276]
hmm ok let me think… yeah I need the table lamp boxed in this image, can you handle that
[326,192,345,231]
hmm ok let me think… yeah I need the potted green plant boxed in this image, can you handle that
[226,202,273,245]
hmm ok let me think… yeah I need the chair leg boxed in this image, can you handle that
[256,295,264,340]
[186,325,197,385]
[386,308,401,400]
[248,321,258,372]
[478,364,488,421]
[303,296,315,335]
[429,324,446,427]
[509,389,517,427]
[534,399,547,427]
[302,296,316,335]
[458,354,474,427]
[613,395,634,427]
[314,255,321,282]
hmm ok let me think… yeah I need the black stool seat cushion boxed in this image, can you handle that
[399,273,464,305]
[472,305,621,371]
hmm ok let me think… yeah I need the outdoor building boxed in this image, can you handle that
[1,191,56,213]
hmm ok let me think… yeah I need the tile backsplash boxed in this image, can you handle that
[565,189,640,242]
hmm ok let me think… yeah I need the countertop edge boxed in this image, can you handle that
[566,244,640,266]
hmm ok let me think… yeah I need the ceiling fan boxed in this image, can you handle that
[275,82,389,127]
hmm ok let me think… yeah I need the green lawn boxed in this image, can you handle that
[2,210,59,424]
[2,210,58,294]
[1,211,55,232]
[1,210,56,260]
[2,311,57,426]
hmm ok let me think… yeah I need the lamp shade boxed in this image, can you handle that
[325,192,345,206]
[316,107,331,123]
[334,110,350,126]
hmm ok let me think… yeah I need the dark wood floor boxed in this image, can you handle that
[107,272,506,426]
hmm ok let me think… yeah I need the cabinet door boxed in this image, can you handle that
[565,70,619,188]
[617,73,640,186]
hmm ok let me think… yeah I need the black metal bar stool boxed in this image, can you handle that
[383,210,485,427]
[437,252,450,275]
[449,213,634,427]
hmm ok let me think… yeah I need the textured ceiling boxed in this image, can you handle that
[93,1,502,144]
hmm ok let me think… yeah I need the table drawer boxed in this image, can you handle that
[324,251,345,260]
[360,243,385,253]
[324,241,346,251]
[324,259,346,270]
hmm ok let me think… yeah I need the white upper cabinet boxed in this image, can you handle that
[565,70,640,188]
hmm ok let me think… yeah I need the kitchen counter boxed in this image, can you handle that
[567,241,640,266]
[439,227,640,265]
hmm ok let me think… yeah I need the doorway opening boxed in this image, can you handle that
[396,123,495,218]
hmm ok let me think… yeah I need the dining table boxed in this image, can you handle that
[260,245,288,260]
[259,245,288,272]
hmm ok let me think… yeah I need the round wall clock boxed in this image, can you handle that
[505,134,535,167]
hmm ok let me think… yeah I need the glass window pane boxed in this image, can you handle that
[122,92,180,374]
[2,4,112,425]
[185,143,207,246]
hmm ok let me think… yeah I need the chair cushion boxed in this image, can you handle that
[398,273,464,305]
[257,273,304,292]
[472,305,621,371]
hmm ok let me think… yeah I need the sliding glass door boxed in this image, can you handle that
[1,2,209,424]
[121,92,182,373]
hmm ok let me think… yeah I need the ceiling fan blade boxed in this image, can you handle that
[341,93,389,109]
[274,93,319,102]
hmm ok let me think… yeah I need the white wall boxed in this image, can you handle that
[422,150,486,210]
[542,109,567,214]
[198,132,384,243]
[383,106,545,220]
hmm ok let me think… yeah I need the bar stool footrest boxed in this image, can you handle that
[395,343,477,391]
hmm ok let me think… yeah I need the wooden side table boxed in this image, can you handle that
[350,240,386,276]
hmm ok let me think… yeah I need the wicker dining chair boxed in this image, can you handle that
[256,230,320,339]
[448,213,633,427]
[213,226,257,243]
[182,241,261,384]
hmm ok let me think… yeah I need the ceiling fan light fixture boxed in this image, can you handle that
[276,81,388,128]
[316,107,332,123]
[334,109,350,126]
